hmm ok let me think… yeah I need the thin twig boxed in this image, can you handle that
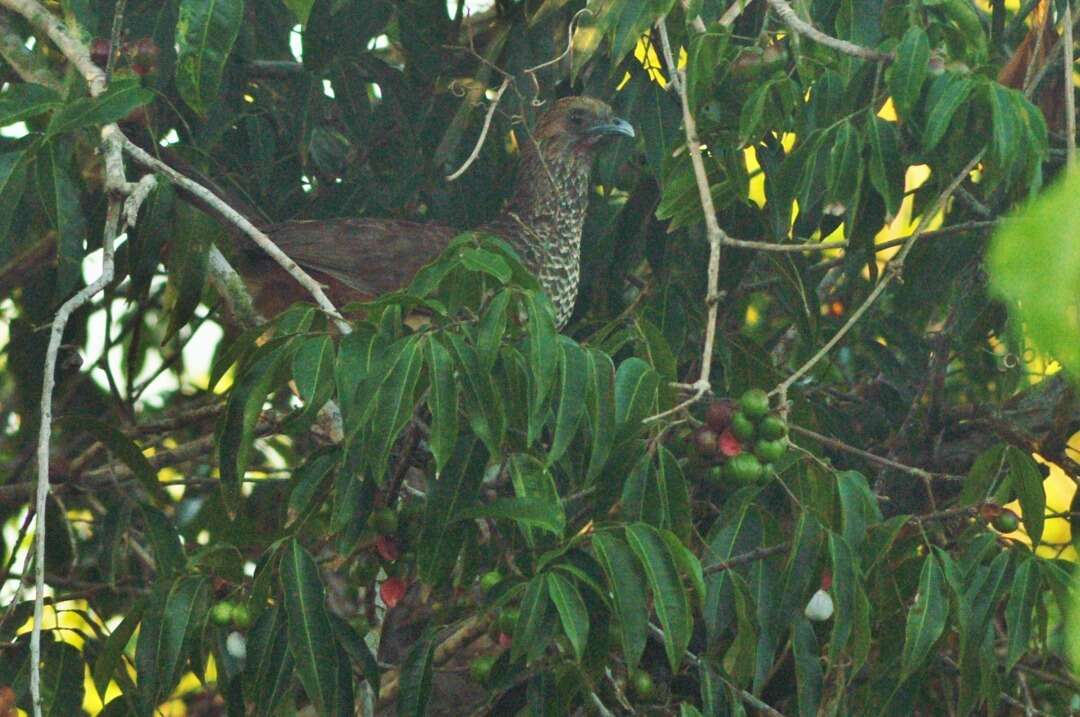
[445,77,511,181]
[1064,1,1076,165]
[1024,5,1080,99]
[114,130,352,334]
[104,0,127,81]
[645,20,728,423]
[790,425,960,482]
[771,152,984,404]
[764,0,892,62]
[724,236,848,252]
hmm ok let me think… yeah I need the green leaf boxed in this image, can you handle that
[548,337,589,466]
[686,31,728,114]
[62,416,167,504]
[137,504,187,576]
[614,357,659,436]
[888,26,930,120]
[657,447,692,542]
[836,470,881,555]
[283,0,314,24]
[0,82,61,125]
[585,349,616,482]
[0,150,29,245]
[424,338,459,473]
[175,0,244,115]
[40,640,84,717]
[364,335,424,482]
[281,540,338,716]
[47,78,153,139]
[547,571,590,661]
[291,335,335,424]
[217,340,293,511]
[508,453,565,542]
[164,202,216,341]
[35,139,86,295]
[93,597,146,698]
[1006,446,1046,546]
[397,626,438,717]
[989,167,1080,376]
[866,116,904,216]
[460,247,512,283]
[827,533,857,663]
[960,444,1007,506]
[525,292,559,445]
[625,523,692,671]
[922,74,974,152]
[244,604,296,714]
[592,531,648,668]
[1005,555,1040,671]
[792,618,823,717]
[987,82,1020,183]
[512,573,553,664]
[418,437,488,585]
[456,496,565,535]
[445,334,505,456]
[476,289,511,373]
[826,120,863,206]
[138,576,211,706]
[901,553,949,677]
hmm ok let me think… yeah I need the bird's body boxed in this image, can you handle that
[245,97,633,327]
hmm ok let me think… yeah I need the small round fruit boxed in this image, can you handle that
[693,427,719,456]
[231,604,252,629]
[704,400,734,432]
[739,388,770,419]
[498,608,520,635]
[479,570,502,592]
[705,465,725,485]
[992,509,1020,533]
[730,411,755,442]
[630,669,655,700]
[370,507,399,535]
[210,602,234,626]
[754,438,786,463]
[758,415,787,440]
[470,655,496,684]
[725,453,764,483]
[718,428,743,457]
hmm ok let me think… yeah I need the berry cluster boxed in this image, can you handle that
[694,388,788,484]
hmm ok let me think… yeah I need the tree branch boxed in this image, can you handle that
[765,0,892,62]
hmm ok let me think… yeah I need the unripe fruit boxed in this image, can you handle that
[693,427,719,456]
[704,400,735,431]
[992,509,1020,533]
[479,570,502,592]
[231,604,252,629]
[739,388,770,419]
[630,669,655,700]
[210,602,234,626]
[730,411,755,442]
[470,655,496,684]
[724,453,764,483]
[754,438,786,463]
[370,507,399,535]
[758,415,787,440]
[705,465,725,485]
[498,607,520,635]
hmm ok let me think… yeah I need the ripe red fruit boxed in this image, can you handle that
[718,428,743,457]
[704,400,735,431]
[380,577,407,608]
[376,535,400,562]
[90,38,112,69]
[693,427,719,455]
[498,632,512,648]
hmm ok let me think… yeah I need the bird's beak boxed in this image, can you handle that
[587,117,635,138]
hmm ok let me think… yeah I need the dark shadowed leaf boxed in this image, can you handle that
[626,522,691,671]
[281,540,338,716]
[592,530,648,668]
[547,571,590,660]
[901,553,948,677]
[175,0,244,115]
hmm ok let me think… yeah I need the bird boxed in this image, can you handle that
[239,96,634,328]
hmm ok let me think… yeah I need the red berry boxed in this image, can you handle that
[380,577,407,608]
[498,632,512,648]
[376,535,400,562]
[718,428,743,457]
[820,570,832,591]
[90,38,112,68]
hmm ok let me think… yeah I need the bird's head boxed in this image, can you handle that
[528,96,635,158]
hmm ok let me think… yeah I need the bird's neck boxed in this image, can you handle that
[488,144,594,327]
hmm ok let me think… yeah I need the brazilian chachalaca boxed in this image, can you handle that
[237,96,633,328]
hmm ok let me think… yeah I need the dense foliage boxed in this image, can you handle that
[1,0,1079,715]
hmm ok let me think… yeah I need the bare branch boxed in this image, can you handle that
[772,152,985,403]
[765,0,892,62]
[446,77,511,181]
[1064,1,1076,165]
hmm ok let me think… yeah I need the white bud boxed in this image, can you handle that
[226,631,247,660]
[804,588,834,622]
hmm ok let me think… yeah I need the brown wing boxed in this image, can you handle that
[240,217,460,317]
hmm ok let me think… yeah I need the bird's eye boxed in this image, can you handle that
[569,110,586,126]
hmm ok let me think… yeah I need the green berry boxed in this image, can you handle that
[758,414,787,440]
[231,604,252,629]
[630,669,655,700]
[754,438,786,463]
[725,453,764,483]
[479,570,502,592]
[210,602,234,626]
[992,510,1020,533]
[706,464,725,485]
[730,411,755,442]
[470,655,496,684]
[370,507,399,535]
[739,388,770,419]
[498,607,520,635]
